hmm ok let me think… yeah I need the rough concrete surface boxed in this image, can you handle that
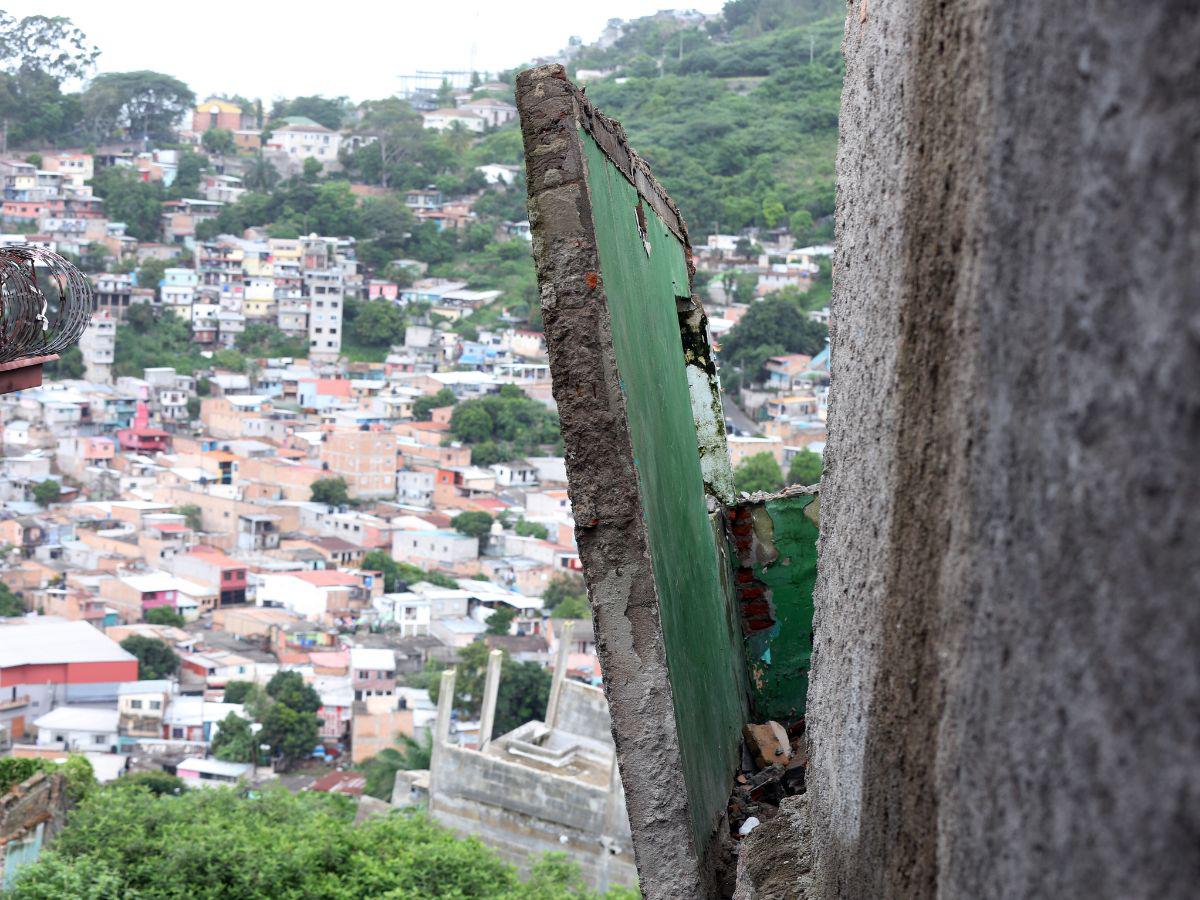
[809,1,1200,898]
[733,794,813,900]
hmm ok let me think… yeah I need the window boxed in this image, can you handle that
[93,734,107,745]
[130,699,142,709]
[149,700,161,710]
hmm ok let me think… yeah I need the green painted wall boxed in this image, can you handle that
[747,494,820,720]
[581,130,748,849]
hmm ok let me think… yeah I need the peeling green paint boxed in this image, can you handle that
[745,493,820,720]
[581,128,748,849]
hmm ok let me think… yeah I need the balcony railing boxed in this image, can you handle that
[0,245,92,393]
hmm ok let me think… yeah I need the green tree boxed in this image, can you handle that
[414,387,457,421]
[542,573,586,612]
[201,127,235,155]
[451,510,493,540]
[735,451,785,494]
[135,257,172,298]
[119,770,183,796]
[221,680,255,704]
[265,670,321,714]
[31,478,60,507]
[42,345,84,379]
[361,549,458,592]
[720,292,828,383]
[211,712,255,764]
[359,733,433,800]
[271,95,348,130]
[236,322,308,358]
[485,606,517,635]
[350,299,406,348]
[119,635,179,680]
[8,785,588,899]
[514,517,549,540]
[310,477,350,506]
[788,448,823,486]
[260,702,319,769]
[550,596,591,619]
[243,152,279,193]
[0,14,99,81]
[81,71,194,142]
[144,606,184,627]
[173,504,202,531]
[212,348,247,372]
[0,581,25,617]
[90,167,163,242]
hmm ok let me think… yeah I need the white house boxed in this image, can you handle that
[420,108,485,133]
[489,460,538,488]
[266,117,342,162]
[373,592,431,637]
[457,98,517,128]
[390,529,479,570]
[34,706,120,752]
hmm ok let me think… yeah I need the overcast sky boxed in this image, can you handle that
[4,1,726,102]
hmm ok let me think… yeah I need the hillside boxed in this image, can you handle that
[564,0,845,242]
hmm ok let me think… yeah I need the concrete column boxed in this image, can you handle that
[478,649,503,751]
[544,620,573,729]
[427,668,456,802]
[809,2,1200,897]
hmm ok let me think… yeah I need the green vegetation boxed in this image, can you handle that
[541,573,587,614]
[210,712,255,763]
[310,477,350,507]
[265,670,321,714]
[550,596,591,620]
[7,785,636,899]
[143,606,184,627]
[359,733,432,800]
[31,478,61,507]
[118,771,184,797]
[119,635,179,680]
[426,642,552,740]
[449,385,561,466]
[414,387,457,421]
[235,323,309,360]
[788,448,823,486]
[718,289,828,387]
[361,549,459,592]
[576,0,843,241]
[113,305,209,378]
[221,680,254,704]
[485,605,517,635]
[172,504,203,531]
[452,510,493,540]
[735,451,785,494]
[514,517,549,540]
[0,755,96,803]
[0,580,25,617]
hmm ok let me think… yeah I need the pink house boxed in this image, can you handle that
[367,279,399,301]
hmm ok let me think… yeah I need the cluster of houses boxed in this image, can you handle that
[692,232,833,470]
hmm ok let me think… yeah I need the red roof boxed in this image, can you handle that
[309,771,365,796]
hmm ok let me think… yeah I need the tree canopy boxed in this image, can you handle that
[310,477,350,507]
[119,635,179,680]
[361,549,458,593]
[735,451,785,494]
[7,783,635,900]
[788,448,823,486]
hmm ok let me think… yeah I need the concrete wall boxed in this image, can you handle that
[553,680,612,745]
[808,2,1200,898]
[429,745,636,891]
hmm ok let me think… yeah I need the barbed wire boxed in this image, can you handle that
[0,245,93,365]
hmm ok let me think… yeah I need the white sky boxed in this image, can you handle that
[5,1,726,102]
